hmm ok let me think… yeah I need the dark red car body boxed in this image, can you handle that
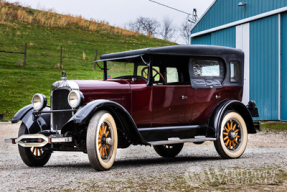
[7,45,260,170]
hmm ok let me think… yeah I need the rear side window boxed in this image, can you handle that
[193,60,220,77]
[230,61,240,82]
[190,58,225,89]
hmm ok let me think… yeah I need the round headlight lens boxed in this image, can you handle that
[68,91,82,108]
[32,94,46,111]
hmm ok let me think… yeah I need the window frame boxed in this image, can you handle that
[229,60,241,83]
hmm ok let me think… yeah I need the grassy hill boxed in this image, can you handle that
[0,1,176,121]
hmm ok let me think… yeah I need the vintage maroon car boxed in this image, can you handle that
[5,45,260,171]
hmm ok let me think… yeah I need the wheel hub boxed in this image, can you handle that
[228,130,236,140]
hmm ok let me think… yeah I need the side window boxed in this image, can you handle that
[230,61,240,82]
[166,67,179,83]
[190,59,225,89]
[193,60,220,77]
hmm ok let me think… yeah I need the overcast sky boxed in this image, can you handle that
[6,0,214,44]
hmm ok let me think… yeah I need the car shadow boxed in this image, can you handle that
[44,155,223,171]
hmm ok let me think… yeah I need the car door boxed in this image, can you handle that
[188,58,225,124]
[152,67,187,126]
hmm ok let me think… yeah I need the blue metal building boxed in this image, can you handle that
[190,0,287,121]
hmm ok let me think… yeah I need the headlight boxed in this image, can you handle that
[68,90,84,108]
[32,94,47,111]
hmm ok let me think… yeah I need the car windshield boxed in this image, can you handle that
[106,60,149,80]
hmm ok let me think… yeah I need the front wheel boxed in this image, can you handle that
[87,110,118,171]
[214,111,248,159]
[153,143,184,158]
[18,123,51,167]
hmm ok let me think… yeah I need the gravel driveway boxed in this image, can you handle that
[1,122,287,191]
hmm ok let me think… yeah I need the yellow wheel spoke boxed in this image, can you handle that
[104,125,107,134]
[98,143,102,149]
[226,140,230,146]
[98,140,101,143]
[32,147,35,153]
[102,147,105,158]
[232,140,235,148]
[230,121,233,130]
[104,147,107,156]
[99,147,103,157]
[35,148,38,156]
[227,122,230,130]
[223,132,228,136]
[224,127,229,133]
[106,131,109,136]
[224,136,228,141]
[236,135,240,138]
[234,139,238,144]
[229,140,231,149]
[99,125,103,135]
[232,124,236,130]
[234,129,239,133]
[106,145,109,150]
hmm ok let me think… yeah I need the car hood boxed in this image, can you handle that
[73,79,131,92]
[72,80,132,105]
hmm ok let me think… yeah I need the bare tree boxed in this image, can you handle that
[180,20,194,44]
[127,17,160,37]
[159,16,176,41]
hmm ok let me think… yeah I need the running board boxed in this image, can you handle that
[148,136,216,146]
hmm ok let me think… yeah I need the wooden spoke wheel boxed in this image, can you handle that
[222,119,241,150]
[98,122,112,160]
[87,110,118,171]
[31,147,44,157]
[214,111,248,159]
[18,123,51,167]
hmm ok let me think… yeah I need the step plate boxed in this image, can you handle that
[148,137,216,146]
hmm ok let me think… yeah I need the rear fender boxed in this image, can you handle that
[208,100,256,139]
[61,99,149,145]
[12,105,51,134]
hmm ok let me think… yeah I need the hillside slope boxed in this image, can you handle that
[0,1,176,120]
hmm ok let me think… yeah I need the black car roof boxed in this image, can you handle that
[97,45,244,62]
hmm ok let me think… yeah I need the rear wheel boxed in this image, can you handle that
[214,111,248,159]
[153,143,184,158]
[18,123,51,167]
[87,111,118,171]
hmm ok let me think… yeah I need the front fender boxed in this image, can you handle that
[209,100,256,139]
[12,104,33,123]
[12,105,51,134]
[62,99,149,145]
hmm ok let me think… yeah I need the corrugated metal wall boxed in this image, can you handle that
[211,27,236,48]
[190,33,211,45]
[281,13,287,120]
[191,0,287,34]
[250,15,279,120]
[190,27,236,48]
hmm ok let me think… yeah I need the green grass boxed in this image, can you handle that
[261,121,287,132]
[0,3,176,120]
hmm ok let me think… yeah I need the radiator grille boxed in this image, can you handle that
[52,89,72,130]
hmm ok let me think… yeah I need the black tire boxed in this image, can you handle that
[153,143,184,158]
[18,123,51,167]
[87,110,118,171]
[214,111,248,159]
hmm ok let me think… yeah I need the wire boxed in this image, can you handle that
[148,0,191,16]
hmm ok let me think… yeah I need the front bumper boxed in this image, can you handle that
[4,134,72,147]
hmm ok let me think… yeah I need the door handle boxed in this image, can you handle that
[182,95,187,100]
[216,95,221,99]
